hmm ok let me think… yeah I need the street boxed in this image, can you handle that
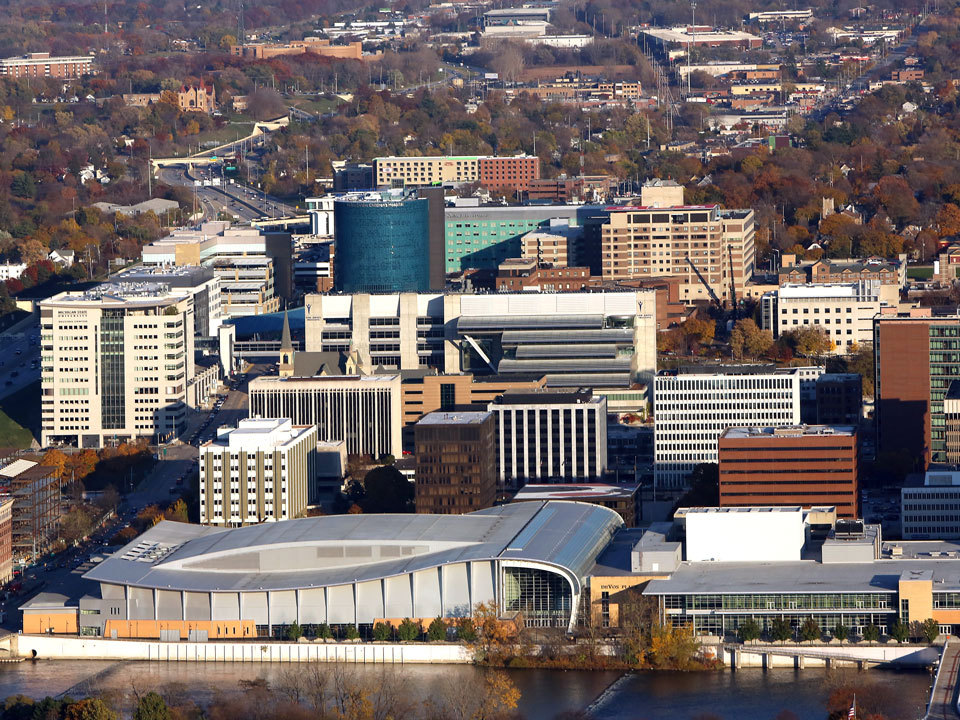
[0,318,41,403]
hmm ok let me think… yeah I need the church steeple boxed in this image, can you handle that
[278,309,294,377]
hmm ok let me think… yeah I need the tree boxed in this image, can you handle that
[285,621,302,641]
[729,318,773,359]
[456,617,477,642]
[361,465,414,514]
[890,621,909,643]
[372,622,391,641]
[862,624,880,642]
[60,506,94,545]
[11,172,36,199]
[318,623,332,639]
[133,692,170,720]
[345,625,360,640]
[219,34,237,50]
[783,325,833,357]
[397,618,420,642]
[738,618,762,643]
[428,616,447,642]
[42,448,68,479]
[64,698,118,720]
[681,318,715,352]
[799,618,821,642]
[770,618,793,643]
[833,623,849,645]
[246,88,286,120]
[919,618,940,644]
[937,203,960,238]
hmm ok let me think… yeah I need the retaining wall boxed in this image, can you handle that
[15,635,472,663]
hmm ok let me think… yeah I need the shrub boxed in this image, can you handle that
[397,617,420,642]
[457,617,477,642]
[345,625,360,640]
[317,623,332,639]
[862,624,880,642]
[372,622,391,641]
[284,621,302,641]
[427,616,447,642]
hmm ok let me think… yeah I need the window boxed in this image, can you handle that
[440,383,456,410]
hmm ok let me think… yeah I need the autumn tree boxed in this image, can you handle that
[680,318,715,352]
[782,325,833,357]
[63,698,118,720]
[729,318,773,359]
[937,202,960,238]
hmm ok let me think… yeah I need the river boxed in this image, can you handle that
[0,661,933,719]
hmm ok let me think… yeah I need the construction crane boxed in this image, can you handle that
[686,254,723,308]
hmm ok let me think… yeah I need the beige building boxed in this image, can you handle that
[141,222,286,318]
[230,38,363,61]
[200,418,316,527]
[304,290,657,389]
[760,281,883,354]
[40,283,196,447]
[0,52,95,79]
[521,222,577,266]
[600,180,755,304]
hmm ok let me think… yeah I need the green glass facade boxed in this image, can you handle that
[929,325,960,463]
[658,592,896,636]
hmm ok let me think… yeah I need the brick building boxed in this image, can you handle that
[874,312,960,468]
[718,425,859,518]
[495,259,599,292]
[0,497,12,585]
[0,53,95,79]
[414,411,498,514]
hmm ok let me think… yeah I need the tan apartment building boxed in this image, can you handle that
[199,418,317,527]
[230,39,363,61]
[521,224,577,266]
[0,53,95,79]
[373,155,539,191]
[40,283,196,448]
[600,180,755,303]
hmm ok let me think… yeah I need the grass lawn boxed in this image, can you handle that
[908,265,934,280]
[287,97,343,114]
[0,381,39,448]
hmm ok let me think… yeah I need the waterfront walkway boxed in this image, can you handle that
[926,639,960,720]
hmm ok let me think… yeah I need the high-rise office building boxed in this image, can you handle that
[489,389,608,488]
[874,312,960,468]
[718,425,859,518]
[333,190,431,293]
[111,265,223,336]
[200,418,317,527]
[414,411,497,514]
[248,374,402,459]
[303,290,657,389]
[140,221,292,310]
[654,366,803,488]
[599,180,755,304]
[40,283,196,447]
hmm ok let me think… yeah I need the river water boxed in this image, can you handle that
[0,661,933,719]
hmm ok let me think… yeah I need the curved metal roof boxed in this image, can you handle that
[83,501,623,594]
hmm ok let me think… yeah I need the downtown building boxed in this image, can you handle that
[489,388,608,488]
[40,283,196,448]
[248,374,402,459]
[874,311,960,468]
[599,180,755,304]
[414,410,498,514]
[199,418,317,527]
[303,290,657,389]
[760,281,883,354]
[654,366,803,488]
[718,425,859,518]
[141,221,292,316]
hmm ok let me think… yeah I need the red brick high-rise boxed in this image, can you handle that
[718,425,859,517]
